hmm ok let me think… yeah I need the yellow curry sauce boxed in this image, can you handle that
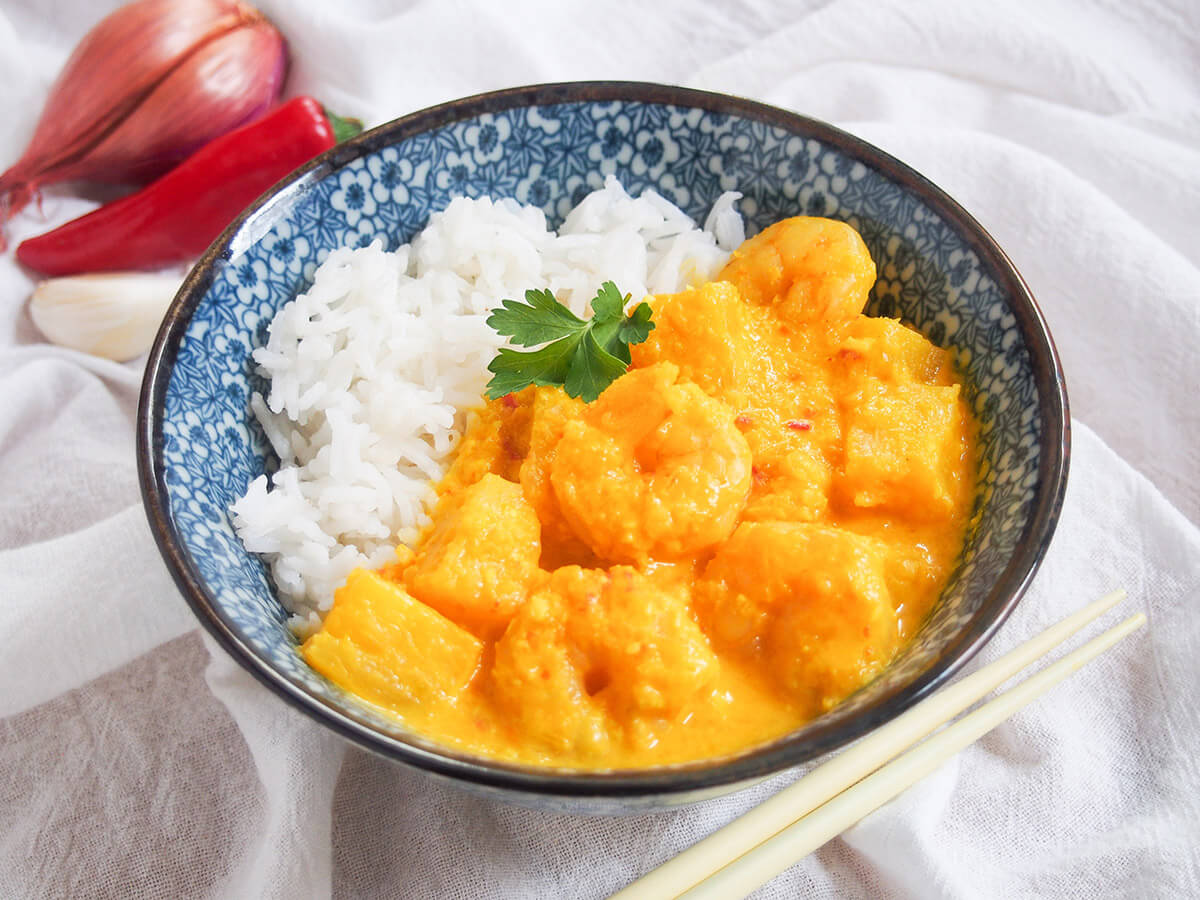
[301,217,978,768]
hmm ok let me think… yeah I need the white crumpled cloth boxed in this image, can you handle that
[2,1,1198,896]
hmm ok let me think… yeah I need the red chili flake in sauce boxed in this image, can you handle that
[735,414,753,427]
[786,419,813,431]
[501,393,519,408]
[751,465,768,485]
[838,348,862,361]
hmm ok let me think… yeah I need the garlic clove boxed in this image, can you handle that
[29,272,183,362]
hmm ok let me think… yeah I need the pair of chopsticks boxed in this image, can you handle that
[611,590,1143,899]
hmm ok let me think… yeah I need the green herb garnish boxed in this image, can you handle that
[484,281,655,403]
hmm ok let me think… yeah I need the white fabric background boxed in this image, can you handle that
[1,0,1198,897]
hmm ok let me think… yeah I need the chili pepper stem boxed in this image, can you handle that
[325,109,364,143]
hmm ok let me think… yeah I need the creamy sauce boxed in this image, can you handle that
[301,217,977,768]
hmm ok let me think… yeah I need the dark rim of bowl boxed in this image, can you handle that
[138,81,1070,799]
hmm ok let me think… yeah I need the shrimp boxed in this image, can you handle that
[550,362,752,564]
[717,216,876,326]
[489,580,613,759]
[697,522,901,716]
[490,565,718,757]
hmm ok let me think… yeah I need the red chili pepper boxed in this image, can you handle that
[16,97,362,276]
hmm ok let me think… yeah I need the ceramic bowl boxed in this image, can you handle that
[138,82,1068,813]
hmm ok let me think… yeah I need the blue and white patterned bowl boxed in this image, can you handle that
[138,83,1068,812]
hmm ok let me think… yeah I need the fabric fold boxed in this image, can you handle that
[0,504,194,718]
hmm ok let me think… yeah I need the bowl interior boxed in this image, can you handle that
[143,84,1066,804]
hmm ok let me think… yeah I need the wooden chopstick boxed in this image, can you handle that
[610,591,1133,900]
[679,611,1145,899]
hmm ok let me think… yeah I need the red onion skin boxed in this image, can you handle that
[0,0,286,229]
[65,22,288,185]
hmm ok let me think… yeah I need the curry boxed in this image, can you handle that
[301,217,977,768]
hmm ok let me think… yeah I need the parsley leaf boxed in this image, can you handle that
[485,288,584,346]
[563,329,629,401]
[616,302,654,352]
[484,281,655,402]
[590,281,627,321]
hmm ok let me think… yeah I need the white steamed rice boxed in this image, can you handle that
[231,177,745,634]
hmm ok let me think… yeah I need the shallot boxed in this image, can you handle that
[0,0,286,240]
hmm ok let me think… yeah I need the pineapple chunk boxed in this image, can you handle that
[841,378,967,521]
[405,473,542,637]
[302,569,483,711]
